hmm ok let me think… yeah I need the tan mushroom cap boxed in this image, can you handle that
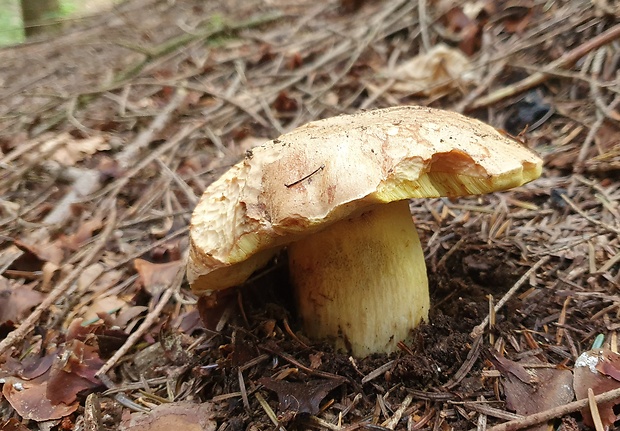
[188,105,542,294]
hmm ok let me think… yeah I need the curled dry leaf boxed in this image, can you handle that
[386,44,480,96]
[59,218,103,251]
[573,348,620,429]
[487,349,536,384]
[80,295,128,323]
[259,377,345,420]
[40,132,110,166]
[46,339,104,405]
[14,236,64,267]
[119,401,216,431]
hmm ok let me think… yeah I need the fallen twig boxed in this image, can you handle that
[0,200,117,356]
[481,387,620,431]
[466,23,620,110]
[96,260,184,377]
[116,88,187,170]
[470,256,551,339]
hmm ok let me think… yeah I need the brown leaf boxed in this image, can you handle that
[574,348,620,429]
[0,281,45,324]
[46,339,104,405]
[0,418,31,431]
[134,259,183,296]
[387,44,480,96]
[19,351,56,380]
[273,91,298,113]
[13,237,64,267]
[119,401,216,431]
[487,350,536,384]
[596,349,620,381]
[259,377,345,418]
[40,133,110,166]
[503,358,574,431]
[59,218,103,251]
[2,376,78,421]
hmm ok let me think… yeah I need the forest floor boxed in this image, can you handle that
[0,0,619,430]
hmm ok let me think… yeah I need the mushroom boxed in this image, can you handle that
[188,106,542,356]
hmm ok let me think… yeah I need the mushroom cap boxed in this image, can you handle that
[188,106,542,293]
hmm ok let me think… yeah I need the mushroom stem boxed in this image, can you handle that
[288,200,429,356]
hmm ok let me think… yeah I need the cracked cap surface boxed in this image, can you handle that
[188,105,543,294]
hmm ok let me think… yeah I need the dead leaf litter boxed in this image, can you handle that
[0,0,619,429]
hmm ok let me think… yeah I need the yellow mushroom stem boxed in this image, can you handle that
[288,200,429,357]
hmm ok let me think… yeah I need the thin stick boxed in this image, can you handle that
[482,387,620,431]
[468,23,620,110]
[238,368,251,412]
[0,201,117,356]
[383,394,413,429]
[470,256,550,338]
[256,392,285,430]
[285,164,325,188]
[561,194,620,235]
[115,88,187,170]
[588,388,606,431]
[418,0,430,52]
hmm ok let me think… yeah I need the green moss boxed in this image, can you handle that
[0,0,120,46]
[0,1,24,45]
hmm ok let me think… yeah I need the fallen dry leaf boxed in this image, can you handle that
[2,376,78,421]
[46,339,104,405]
[0,280,45,324]
[134,259,183,296]
[59,218,103,251]
[65,318,128,359]
[0,418,31,431]
[40,133,110,166]
[19,351,56,380]
[386,44,480,96]
[13,237,64,267]
[259,377,345,420]
[487,349,536,384]
[502,358,574,431]
[80,295,128,323]
[119,401,216,431]
[573,348,620,429]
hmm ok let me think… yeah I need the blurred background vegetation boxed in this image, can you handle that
[0,0,120,46]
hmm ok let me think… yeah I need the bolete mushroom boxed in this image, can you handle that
[188,106,542,356]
